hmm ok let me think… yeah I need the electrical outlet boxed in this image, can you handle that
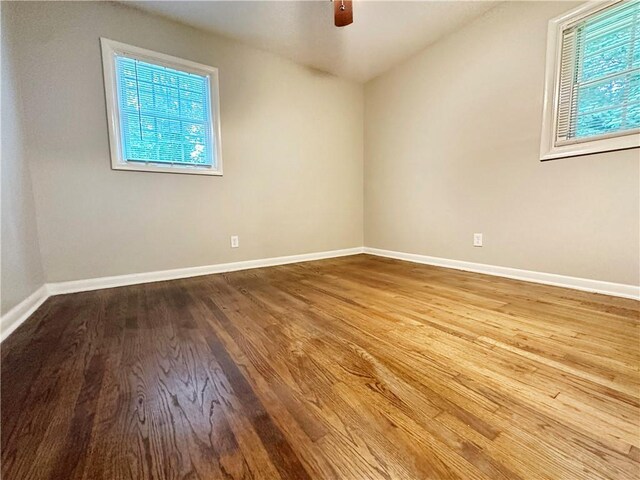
[473,233,483,247]
[230,235,239,248]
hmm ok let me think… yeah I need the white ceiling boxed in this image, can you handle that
[127,1,498,82]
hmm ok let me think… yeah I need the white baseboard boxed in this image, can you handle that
[0,285,49,342]
[1,247,363,342]
[364,247,640,300]
[47,247,365,295]
[3,245,636,344]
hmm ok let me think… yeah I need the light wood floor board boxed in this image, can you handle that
[1,254,639,479]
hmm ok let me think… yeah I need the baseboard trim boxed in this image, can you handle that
[4,245,636,343]
[364,247,640,300]
[1,247,364,342]
[0,285,49,342]
[47,247,365,295]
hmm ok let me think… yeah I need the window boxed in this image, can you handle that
[540,0,640,160]
[101,38,222,175]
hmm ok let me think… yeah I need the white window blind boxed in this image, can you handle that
[116,57,213,166]
[556,0,640,144]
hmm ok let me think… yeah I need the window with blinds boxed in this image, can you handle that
[117,57,212,166]
[541,0,640,160]
[101,39,222,175]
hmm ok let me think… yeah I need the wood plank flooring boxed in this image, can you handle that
[2,254,639,479]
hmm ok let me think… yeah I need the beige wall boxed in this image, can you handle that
[364,1,640,286]
[2,0,637,296]
[4,1,363,283]
[1,4,45,314]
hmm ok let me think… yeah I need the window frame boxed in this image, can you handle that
[100,38,223,176]
[540,0,640,161]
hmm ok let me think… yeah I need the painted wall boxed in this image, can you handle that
[364,1,640,286]
[3,0,637,295]
[4,1,363,283]
[1,4,45,314]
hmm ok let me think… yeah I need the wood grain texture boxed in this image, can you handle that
[2,254,639,479]
[334,0,353,27]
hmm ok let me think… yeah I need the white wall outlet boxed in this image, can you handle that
[473,233,483,247]
[230,235,239,248]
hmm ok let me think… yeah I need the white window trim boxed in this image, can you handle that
[540,0,640,161]
[100,38,223,175]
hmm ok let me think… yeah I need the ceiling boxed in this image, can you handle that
[127,1,498,82]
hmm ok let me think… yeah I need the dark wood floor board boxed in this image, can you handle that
[2,254,639,479]
[0,295,77,427]
[0,295,63,365]
[182,330,285,480]
[146,282,265,480]
[184,280,325,480]
[1,291,108,479]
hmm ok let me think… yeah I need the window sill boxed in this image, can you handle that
[540,130,640,161]
[112,162,223,176]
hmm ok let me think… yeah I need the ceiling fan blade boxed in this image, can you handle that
[334,0,353,27]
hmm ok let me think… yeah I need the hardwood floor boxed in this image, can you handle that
[2,254,639,479]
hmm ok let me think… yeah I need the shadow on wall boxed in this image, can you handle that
[293,0,347,78]
[215,1,345,128]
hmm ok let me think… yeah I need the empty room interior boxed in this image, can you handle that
[1,0,640,478]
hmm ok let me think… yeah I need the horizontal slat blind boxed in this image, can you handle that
[556,0,640,143]
[115,56,213,166]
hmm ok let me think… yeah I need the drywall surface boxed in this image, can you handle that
[5,1,363,282]
[1,4,45,314]
[364,1,639,285]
